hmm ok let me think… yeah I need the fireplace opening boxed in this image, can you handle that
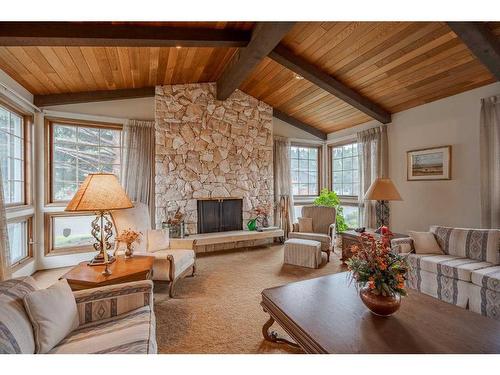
[197,198,243,234]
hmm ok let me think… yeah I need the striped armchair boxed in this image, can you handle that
[289,205,336,262]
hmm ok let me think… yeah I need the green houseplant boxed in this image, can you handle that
[313,188,348,233]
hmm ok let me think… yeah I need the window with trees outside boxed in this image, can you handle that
[290,145,320,197]
[7,217,33,268]
[49,120,122,202]
[0,104,25,206]
[330,142,361,228]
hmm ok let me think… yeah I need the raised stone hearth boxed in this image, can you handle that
[155,83,274,234]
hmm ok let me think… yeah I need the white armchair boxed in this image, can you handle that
[110,203,196,298]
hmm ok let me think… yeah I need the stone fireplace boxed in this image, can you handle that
[155,83,274,234]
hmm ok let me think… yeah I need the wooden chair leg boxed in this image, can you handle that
[191,263,196,276]
[168,279,176,298]
[326,249,331,263]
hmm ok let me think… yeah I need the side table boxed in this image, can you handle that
[60,255,155,291]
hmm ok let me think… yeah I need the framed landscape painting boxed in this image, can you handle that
[407,145,451,181]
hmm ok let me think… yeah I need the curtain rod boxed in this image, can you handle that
[0,82,41,113]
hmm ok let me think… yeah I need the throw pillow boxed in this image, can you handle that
[298,217,313,233]
[147,229,170,252]
[408,231,444,254]
[23,279,79,353]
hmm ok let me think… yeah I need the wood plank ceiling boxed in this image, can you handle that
[0,21,497,134]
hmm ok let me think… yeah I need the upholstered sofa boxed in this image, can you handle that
[289,205,336,262]
[0,276,157,354]
[111,203,196,298]
[392,226,500,321]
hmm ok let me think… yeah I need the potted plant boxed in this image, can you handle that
[248,204,271,231]
[313,188,348,233]
[346,230,409,316]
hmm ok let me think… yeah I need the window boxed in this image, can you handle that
[7,217,33,267]
[45,213,116,255]
[48,120,122,202]
[330,142,361,228]
[0,104,25,206]
[290,145,320,197]
[331,142,359,197]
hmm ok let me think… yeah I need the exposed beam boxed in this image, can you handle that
[447,22,500,80]
[269,45,392,124]
[217,22,295,100]
[34,87,155,107]
[0,22,251,47]
[274,109,327,140]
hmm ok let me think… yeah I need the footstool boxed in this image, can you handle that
[284,238,322,269]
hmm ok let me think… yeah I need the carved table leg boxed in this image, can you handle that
[262,316,300,348]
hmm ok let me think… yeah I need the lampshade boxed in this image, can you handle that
[364,178,402,201]
[65,173,134,212]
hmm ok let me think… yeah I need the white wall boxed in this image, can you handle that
[328,82,500,233]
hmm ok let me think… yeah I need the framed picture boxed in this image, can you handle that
[407,145,451,181]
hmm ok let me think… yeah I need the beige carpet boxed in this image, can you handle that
[153,244,346,353]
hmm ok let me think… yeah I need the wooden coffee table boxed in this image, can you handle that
[261,272,500,353]
[61,255,154,291]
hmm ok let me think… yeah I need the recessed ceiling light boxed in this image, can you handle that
[176,46,182,49]
[294,74,304,80]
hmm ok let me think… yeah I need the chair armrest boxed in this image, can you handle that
[391,237,414,254]
[73,280,153,326]
[170,238,195,250]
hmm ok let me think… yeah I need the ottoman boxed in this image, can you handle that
[284,238,322,269]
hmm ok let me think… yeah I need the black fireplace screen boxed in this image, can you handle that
[197,198,243,234]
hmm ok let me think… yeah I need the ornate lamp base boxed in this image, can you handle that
[375,200,390,228]
[88,253,116,266]
[87,211,116,267]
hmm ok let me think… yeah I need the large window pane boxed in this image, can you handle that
[51,123,122,201]
[52,215,116,249]
[290,145,319,197]
[7,220,28,264]
[331,142,360,199]
[0,105,24,205]
[342,205,360,228]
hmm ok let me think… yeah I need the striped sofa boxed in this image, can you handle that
[392,226,500,321]
[0,277,157,354]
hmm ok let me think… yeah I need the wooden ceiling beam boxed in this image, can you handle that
[0,22,251,47]
[269,44,392,124]
[34,87,155,107]
[217,22,295,100]
[273,109,327,140]
[447,22,500,80]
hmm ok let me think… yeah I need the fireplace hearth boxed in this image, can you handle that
[197,198,243,234]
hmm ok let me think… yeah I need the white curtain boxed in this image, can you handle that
[0,164,11,281]
[273,136,294,237]
[357,125,389,228]
[121,120,155,224]
[480,95,500,229]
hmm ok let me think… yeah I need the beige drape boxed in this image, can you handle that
[0,164,11,281]
[357,125,389,228]
[480,95,500,229]
[121,120,156,225]
[273,136,294,237]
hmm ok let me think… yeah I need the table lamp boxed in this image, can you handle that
[65,173,133,274]
[364,178,402,228]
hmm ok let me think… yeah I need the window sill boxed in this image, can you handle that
[10,257,34,273]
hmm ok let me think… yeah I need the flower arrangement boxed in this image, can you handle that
[247,204,272,230]
[346,230,409,297]
[116,228,142,245]
[115,228,142,258]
